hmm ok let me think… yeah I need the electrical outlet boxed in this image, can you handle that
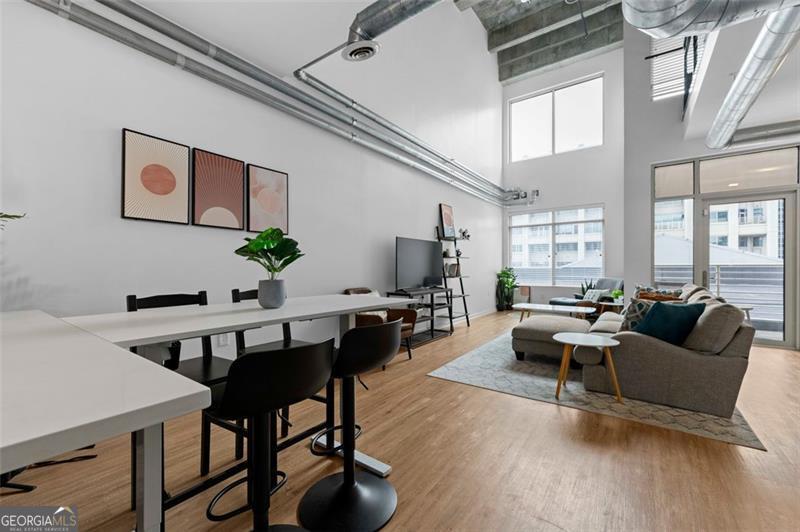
[217,334,229,347]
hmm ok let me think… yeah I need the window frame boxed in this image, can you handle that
[508,73,604,164]
[507,203,605,287]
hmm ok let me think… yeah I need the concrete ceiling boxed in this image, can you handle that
[684,18,800,140]
[457,0,623,82]
[139,1,367,78]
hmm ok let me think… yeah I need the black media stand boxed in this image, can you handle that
[387,287,454,348]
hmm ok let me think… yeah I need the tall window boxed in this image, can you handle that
[510,76,603,162]
[509,206,604,286]
[650,36,705,101]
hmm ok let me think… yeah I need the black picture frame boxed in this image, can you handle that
[191,148,246,231]
[121,128,191,225]
[439,203,456,239]
[246,163,289,234]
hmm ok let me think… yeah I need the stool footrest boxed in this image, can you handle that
[206,470,287,522]
[309,424,362,457]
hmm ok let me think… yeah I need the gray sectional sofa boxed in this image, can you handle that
[512,284,754,418]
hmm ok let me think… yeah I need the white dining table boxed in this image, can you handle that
[0,310,210,532]
[64,294,416,479]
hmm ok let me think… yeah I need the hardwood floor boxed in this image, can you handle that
[2,312,799,531]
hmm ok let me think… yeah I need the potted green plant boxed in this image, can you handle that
[611,289,624,304]
[495,267,518,311]
[235,227,303,309]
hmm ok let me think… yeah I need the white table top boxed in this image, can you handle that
[512,303,596,315]
[0,310,210,474]
[65,294,416,348]
[552,332,620,348]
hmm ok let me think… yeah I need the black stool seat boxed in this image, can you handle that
[206,339,336,531]
[174,356,233,386]
[298,320,402,532]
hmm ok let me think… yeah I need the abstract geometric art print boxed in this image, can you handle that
[122,129,190,224]
[247,164,288,233]
[440,203,456,238]
[192,149,245,230]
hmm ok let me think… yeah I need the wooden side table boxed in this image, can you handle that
[552,332,623,403]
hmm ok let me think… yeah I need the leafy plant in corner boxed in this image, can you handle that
[235,227,303,279]
[0,212,25,230]
[580,279,596,296]
[496,267,518,311]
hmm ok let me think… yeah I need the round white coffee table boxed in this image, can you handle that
[552,332,623,403]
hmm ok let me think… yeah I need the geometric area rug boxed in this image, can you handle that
[428,333,765,451]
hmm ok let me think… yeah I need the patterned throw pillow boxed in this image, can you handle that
[619,298,656,331]
[583,288,610,303]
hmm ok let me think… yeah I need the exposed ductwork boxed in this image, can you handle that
[27,0,505,205]
[343,1,439,61]
[706,7,800,148]
[730,119,800,146]
[622,0,800,39]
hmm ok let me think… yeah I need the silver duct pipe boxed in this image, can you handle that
[706,7,800,149]
[622,0,800,39]
[26,0,503,206]
[97,0,504,201]
[348,0,440,42]
[731,120,800,145]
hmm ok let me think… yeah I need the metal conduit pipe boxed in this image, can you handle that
[96,0,504,201]
[295,69,506,196]
[26,0,503,206]
[706,7,800,149]
[622,0,800,39]
[730,120,800,146]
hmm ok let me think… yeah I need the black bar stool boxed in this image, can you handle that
[205,338,336,531]
[297,319,402,532]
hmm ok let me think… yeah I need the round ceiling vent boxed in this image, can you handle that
[342,40,380,62]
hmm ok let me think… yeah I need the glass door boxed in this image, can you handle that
[700,194,796,345]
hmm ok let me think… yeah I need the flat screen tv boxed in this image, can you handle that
[396,237,443,291]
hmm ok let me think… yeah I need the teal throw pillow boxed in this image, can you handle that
[633,302,705,345]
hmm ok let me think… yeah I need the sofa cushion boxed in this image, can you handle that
[683,303,745,354]
[512,315,590,342]
[687,290,715,303]
[680,284,703,300]
[583,288,610,303]
[634,302,705,345]
[591,317,622,334]
[597,311,623,323]
[619,298,656,331]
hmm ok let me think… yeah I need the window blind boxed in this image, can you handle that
[650,36,705,101]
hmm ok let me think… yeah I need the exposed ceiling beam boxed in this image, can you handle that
[488,0,620,53]
[498,4,621,66]
[498,19,623,82]
[453,0,485,12]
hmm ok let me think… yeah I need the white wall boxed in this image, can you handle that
[501,48,625,293]
[0,1,502,355]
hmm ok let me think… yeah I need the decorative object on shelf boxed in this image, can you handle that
[0,212,24,229]
[443,248,451,258]
[447,263,460,277]
[456,249,462,257]
[234,227,303,309]
[122,129,190,224]
[192,148,245,230]
[439,203,456,238]
[495,267,518,311]
[247,164,288,233]
[458,228,471,240]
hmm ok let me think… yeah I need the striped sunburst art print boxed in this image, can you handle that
[122,129,190,224]
[192,149,245,230]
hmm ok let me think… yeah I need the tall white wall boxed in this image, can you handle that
[501,48,625,300]
[0,1,502,353]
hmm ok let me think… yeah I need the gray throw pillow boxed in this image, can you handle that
[619,298,656,331]
[683,303,745,354]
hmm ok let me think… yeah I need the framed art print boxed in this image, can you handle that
[247,164,288,233]
[439,203,456,238]
[122,129,190,224]
[192,148,245,230]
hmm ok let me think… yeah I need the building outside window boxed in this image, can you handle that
[508,206,604,286]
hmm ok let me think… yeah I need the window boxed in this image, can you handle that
[711,236,728,246]
[710,210,728,223]
[508,206,603,286]
[650,36,705,101]
[739,208,748,224]
[654,162,693,198]
[699,148,798,193]
[654,199,693,286]
[510,76,602,162]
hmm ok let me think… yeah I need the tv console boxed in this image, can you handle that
[387,287,454,348]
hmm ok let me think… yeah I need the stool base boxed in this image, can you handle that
[267,525,307,532]
[297,471,397,531]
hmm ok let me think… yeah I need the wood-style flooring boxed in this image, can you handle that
[2,312,798,531]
